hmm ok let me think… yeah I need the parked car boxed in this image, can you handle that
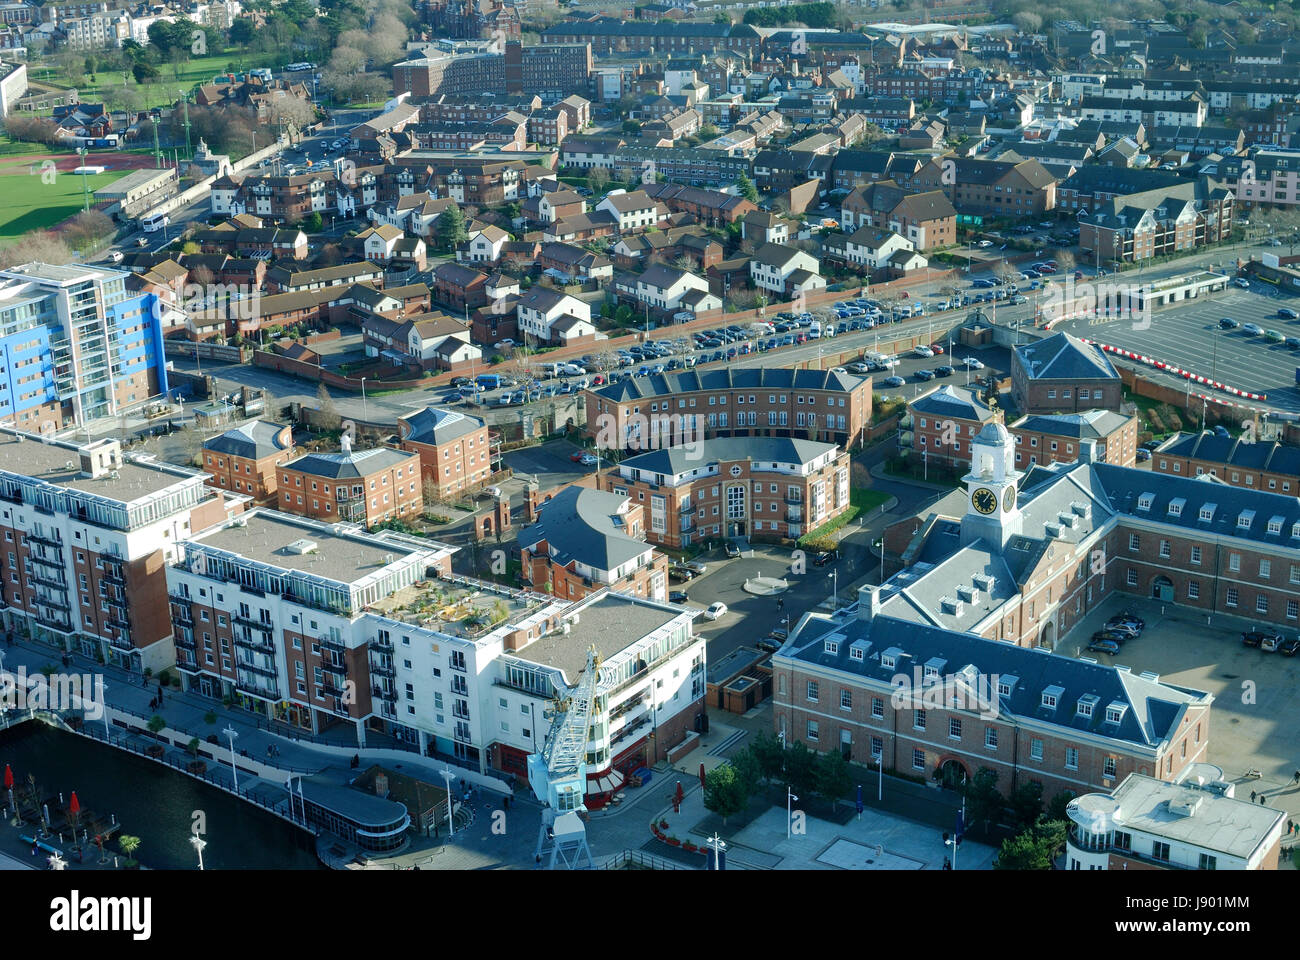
[1280,638,1300,656]
[1092,629,1130,646]
[1136,448,1151,462]
[668,591,689,604]
[812,550,837,566]
[1087,639,1121,655]
[1242,631,1281,648]
[725,542,741,558]
[1243,323,1264,336]
[962,357,985,369]
[1232,277,1251,289]
[1278,308,1298,320]
[684,560,708,575]
[668,565,695,582]
[579,454,598,466]
[569,451,589,462]
[1286,338,1300,350]
[1104,621,1141,639]
[756,638,783,653]
[1261,635,1281,652]
[935,365,954,377]
[1264,329,1285,343]
[915,369,936,381]
[704,602,728,620]
[881,376,906,388]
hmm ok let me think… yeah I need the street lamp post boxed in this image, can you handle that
[360,377,368,422]
[875,751,884,802]
[222,724,240,791]
[440,767,455,837]
[189,833,206,870]
[75,147,90,212]
[787,786,798,840]
[828,569,837,609]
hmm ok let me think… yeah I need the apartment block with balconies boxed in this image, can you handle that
[0,430,232,675]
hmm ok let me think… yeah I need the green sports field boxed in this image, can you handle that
[0,168,129,238]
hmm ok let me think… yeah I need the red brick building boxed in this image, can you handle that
[398,406,495,500]
[1152,431,1300,495]
[602,436,851,547]
[519,485,668,603]
[202,420,296,504]
[278,442,423,527]
[1011,332,1123,416]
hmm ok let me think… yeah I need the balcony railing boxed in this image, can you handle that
[319,635,346,654]
[174,635,197,651]
[233,615,274,633]
[236,679,280,700]
[32,574,68,591]
[168,592,192,606]
[109,634,133,652]
[372,684,396,702]
[369,659,395,679]
[171,608,194,626]
[25,533,62,548]
[785,511,802,523]
[371,635,394,653]
[234,634,276,656]
[322,659,348,677]
[237,660,278,680]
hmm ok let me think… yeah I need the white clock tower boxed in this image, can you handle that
[960,420,1023,549]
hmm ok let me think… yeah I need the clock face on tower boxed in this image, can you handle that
[971,487,998,515]
[1003,486,1017,512]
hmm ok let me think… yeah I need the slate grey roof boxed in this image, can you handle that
[284,446,417,480]
[399,407,485,448]
[618,436,837,477]
[783,613,1210,749]
[203,420,292,460]
[591,366,861,402]
[911,385,992,423]
[1108,774,1286,861]
[1156,431,1300,477]
[519,486,652,573]
[1014,332,1119,382]
[1014,409,1131,440]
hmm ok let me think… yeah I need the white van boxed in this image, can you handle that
[560,362,586,376]
[808,320,822,339]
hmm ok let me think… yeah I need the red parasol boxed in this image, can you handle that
[3,764,11,789]
[698,763,706,789]
[68,792,80,816]
[674,780,684,806]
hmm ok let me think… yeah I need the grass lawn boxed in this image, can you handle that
[28,50,280,111]
[851,488,891,512]
[0,169,128,238]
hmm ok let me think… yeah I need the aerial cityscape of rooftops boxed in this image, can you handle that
[0,0,1298,883]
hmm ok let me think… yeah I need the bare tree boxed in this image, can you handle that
[0,231,73,268]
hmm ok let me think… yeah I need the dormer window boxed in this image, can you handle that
[881,654,895,670]
[850,646,864,661]
[1167,498,1185,518]
[1199,503,1217,523]
[1105,702,1128,724]
[1137,492,1154,511]
[1267,515,1283,535]
[998,675,1017,697]
[824,639,839,655]
[1238,509,1255,530]
[1077,694,1098,718]
[1293,521,1300,540]
[1041,684,1063,709]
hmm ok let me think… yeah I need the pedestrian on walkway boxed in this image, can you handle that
[1293,770,1299,785]
[1250,790,1257,802]
[1260,795,1267,805]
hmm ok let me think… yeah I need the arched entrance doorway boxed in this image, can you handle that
[1037,620,1055,650]
[1151,575,1173,602]
[938,758,969,789]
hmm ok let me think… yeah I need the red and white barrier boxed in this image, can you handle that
[1082,339,1269,402]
